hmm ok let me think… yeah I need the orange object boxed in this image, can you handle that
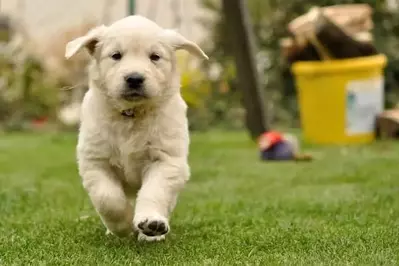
[258,131,284,150]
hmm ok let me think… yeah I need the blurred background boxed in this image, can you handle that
[2,2,399,263]
[0,0,399,135]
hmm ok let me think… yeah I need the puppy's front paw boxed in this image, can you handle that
[134,214,169,241]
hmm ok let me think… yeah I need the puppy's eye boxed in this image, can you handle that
[111,52,122,61]
[150,53,160,62]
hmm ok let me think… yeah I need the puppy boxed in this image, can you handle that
[65,15,208,241]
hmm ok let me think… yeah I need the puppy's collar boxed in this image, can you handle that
[121,108,135,118]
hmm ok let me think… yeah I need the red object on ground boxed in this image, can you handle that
[258,130,313,162]
[258,131,284,150]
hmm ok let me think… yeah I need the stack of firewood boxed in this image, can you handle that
[280,4,378,64]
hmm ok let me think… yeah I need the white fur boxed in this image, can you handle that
[65,15,208,241]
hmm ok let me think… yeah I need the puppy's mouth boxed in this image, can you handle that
[121,91,146,101]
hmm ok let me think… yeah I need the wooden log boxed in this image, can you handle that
[314,9,377,59]
[376,109,399,139]
[279,37,321,63]
[301,8,377,60]
[280,29,377,64]
[289,4,373,36]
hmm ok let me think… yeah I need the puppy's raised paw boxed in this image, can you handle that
[134,214,169,241]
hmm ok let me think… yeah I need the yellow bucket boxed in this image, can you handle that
[292,54,387,144]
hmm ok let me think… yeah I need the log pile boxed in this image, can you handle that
[376,109,399,139]
[281,4,378,64]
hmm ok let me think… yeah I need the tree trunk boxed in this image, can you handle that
[222,0,268,139]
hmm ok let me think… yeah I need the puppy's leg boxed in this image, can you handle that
[80,161,133,237]
[134,159,189,241]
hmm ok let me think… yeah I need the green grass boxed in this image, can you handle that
[0,131,399,265]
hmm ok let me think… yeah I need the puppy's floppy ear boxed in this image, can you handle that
[161,29,209,60]
[65,25,107,59]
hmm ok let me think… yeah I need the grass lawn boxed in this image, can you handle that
[0,131,398,265]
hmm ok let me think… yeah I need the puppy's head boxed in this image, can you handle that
[65,15,208,108]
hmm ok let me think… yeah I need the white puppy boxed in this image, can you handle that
[65,15,208,241]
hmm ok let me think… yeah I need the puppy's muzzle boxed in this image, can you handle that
[122,72,146,101]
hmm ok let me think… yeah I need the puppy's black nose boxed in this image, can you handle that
[125,73,145,89]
